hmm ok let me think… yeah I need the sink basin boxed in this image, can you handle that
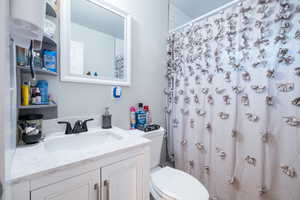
[44,129,123,153]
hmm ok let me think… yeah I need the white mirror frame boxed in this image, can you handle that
[60,0,132,86]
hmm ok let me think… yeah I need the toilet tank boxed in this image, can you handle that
[129,128,165,169]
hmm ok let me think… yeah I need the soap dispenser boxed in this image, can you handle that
[102,107,112,129]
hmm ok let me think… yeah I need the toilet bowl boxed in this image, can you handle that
[129,128,209,200]
[150,167,209,200]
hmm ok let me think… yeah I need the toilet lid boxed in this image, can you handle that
[151,167,209,200]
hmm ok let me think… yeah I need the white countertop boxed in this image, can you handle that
[10,127,150,183]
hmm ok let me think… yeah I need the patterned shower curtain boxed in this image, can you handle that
[165,0,300,199]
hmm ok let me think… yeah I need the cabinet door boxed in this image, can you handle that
[101,156,143,200]
[31,170,101,200]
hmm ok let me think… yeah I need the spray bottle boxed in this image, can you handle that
[129,106,136,129]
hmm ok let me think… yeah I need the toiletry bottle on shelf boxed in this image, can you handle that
[144,105,152,125]
[35,87,41,105]
[136,103,146,130]
[31,92,36,105]
[130,106,136,129]
[36,80,48,105]
[30,84,35,104]
[21,82,30,106]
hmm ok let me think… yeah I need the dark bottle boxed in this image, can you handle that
[102,107,112,129]
[136,103,146,130]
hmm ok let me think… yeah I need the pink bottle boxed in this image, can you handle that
[129,107,136,129]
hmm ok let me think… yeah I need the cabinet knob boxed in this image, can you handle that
[94,183,100,200]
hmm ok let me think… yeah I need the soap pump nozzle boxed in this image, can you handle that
[104,107,110,115]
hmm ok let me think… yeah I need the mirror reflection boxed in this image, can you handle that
[70,0,125,80]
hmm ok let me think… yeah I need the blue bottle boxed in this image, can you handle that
[136,103,146,129]
[36,80,49,105]
[43,50,57,72]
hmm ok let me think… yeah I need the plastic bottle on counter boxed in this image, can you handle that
[144,105,152,125]
[136,103,146,129]
[129,107,136,129]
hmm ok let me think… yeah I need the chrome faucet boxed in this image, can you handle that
[58,119,94,134]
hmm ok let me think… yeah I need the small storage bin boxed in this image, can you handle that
[18,114,43,144]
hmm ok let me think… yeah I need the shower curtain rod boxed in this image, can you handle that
[169,0,241,33]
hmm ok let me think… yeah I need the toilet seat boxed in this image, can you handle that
[150,167,209,200]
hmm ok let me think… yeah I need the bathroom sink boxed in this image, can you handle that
[44,129,123,153]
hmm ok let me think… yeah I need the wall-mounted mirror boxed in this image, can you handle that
[60,0,131,86]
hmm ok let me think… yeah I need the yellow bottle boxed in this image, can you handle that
[21,83,30,106]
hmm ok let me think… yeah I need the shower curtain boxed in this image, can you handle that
[166,0,300,199]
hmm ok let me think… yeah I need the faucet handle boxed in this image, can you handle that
[58,121,72,135]
[84,118,94,123]
[72,120,83,134]
[82,118,94,132]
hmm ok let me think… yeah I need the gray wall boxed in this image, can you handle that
[43,0,169,130]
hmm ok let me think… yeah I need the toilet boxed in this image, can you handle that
[130,128,209,200]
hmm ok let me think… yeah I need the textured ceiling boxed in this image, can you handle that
[171,0,234,18]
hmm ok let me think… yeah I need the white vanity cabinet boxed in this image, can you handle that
[11,128,150,200]
[12,146,150,200]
